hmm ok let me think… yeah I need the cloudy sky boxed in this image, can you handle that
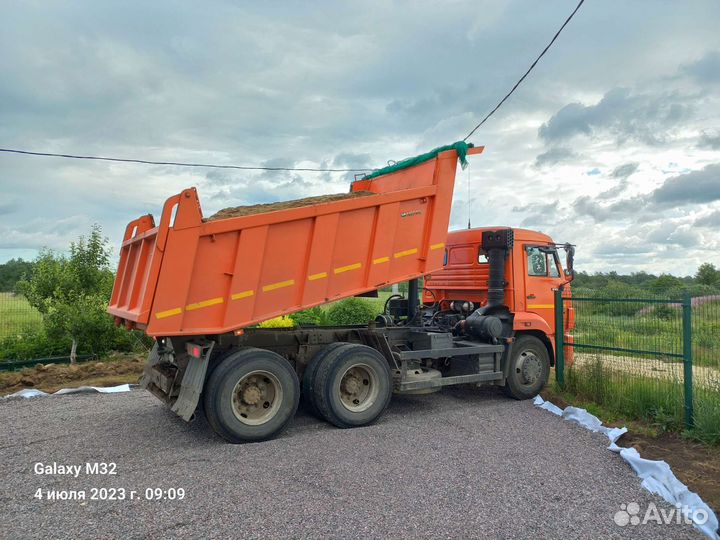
[1,0,718,276]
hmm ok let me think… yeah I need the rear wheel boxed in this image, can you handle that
[203,347,299,443]
[301,342,347,414]
[503,334,550,400]
[313,344,392,428]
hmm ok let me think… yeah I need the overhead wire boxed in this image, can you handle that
[0,147,372,173]
[0,1,586,172]
[462,0,586,141]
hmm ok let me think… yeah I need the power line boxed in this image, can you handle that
[1,1,585,170]
[462,0,586,141]
[0,147,372,173]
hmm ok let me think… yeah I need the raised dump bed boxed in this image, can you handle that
[108,144,483,336]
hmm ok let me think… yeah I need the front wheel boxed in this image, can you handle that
[503,335,550,400]
[203,347,299,443]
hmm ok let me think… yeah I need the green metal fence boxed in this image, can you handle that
[554,290,720,438]
[0,292,43,340]
[0,291,151,370]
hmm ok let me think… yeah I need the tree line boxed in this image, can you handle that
[572,263,720,299]
[1,225,718,360]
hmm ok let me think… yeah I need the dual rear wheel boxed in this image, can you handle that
[304,343,393,428]
[203,343,392,443]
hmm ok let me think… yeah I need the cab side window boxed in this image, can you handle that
[527,247,547,276]
[527,246,562,277]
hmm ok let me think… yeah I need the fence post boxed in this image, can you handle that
[554,287,565,388]
[682,291,694,430]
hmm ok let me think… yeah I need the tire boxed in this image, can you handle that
[301,342,347,415]
[196,346,237,419]
[313,344,392,428]
[503,334,550,400]
[203,347,299,443]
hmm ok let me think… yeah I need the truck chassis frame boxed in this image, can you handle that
[141,325,512,423]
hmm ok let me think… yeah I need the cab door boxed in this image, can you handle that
[522,245,563,332]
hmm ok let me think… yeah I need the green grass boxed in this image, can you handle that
[573,301,720,368]
[565,299,720,445]
[0,293,42,340]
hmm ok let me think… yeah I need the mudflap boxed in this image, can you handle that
[140,340,214,422]
[170,350,212,421]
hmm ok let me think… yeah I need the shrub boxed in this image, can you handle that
[289,306,329,326]
[0,327,72,360]
[258,316,295,328]
[0,320,147,361]
[649,274,684,296]
[685,284,719,298]
[326,298,378,325]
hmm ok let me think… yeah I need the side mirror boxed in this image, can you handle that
[563,243,575,280]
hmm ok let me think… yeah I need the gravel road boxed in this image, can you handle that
[0,387,705,540]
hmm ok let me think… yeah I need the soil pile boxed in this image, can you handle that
[207,191,375,221]
[0,353,144,396]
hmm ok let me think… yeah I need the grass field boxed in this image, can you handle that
[0,292,42,340]
[572,300,720,368]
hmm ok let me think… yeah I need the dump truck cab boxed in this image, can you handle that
[424,227,575,366]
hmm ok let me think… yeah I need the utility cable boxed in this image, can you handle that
[462,0,586,141]
[0,147,372,173]
[0,1,587,170]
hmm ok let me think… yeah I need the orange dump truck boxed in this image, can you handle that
[109,142,574,443]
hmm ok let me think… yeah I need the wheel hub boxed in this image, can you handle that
[342,375,361,395]
[520,352,542,384]
[339,364,379,413]
[231,370,283,426]
[242,385,262,405]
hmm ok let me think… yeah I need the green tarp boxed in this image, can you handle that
[363,141,474,180]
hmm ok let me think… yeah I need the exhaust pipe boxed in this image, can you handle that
[455,229,514,338]
[483,228,513,309]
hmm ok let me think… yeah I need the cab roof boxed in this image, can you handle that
[446,227,554,245]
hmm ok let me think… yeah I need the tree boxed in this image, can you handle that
[695,263,718,286]
[648,274,683,296]
[18,225,119,363]
[0,258,34,292]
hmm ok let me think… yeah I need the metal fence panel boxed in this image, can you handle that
[0,292,43,340]
[554,290,719,432]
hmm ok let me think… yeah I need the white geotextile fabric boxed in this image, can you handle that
[2,384,131,400]
[533,395,719,539]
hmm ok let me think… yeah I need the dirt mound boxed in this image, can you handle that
[0,353,145,396]
[207,191,374,221]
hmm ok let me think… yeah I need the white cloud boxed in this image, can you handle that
[0,0,719,276]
